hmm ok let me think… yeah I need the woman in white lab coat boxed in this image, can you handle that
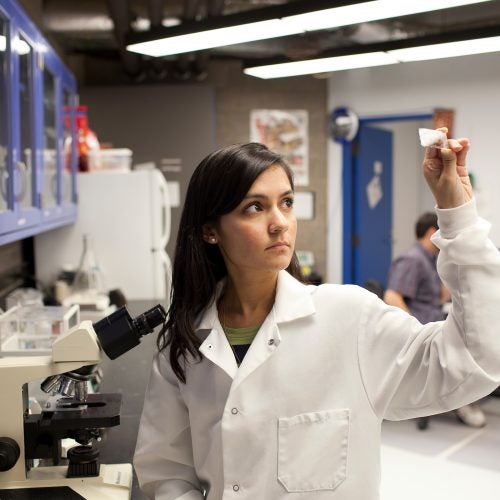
[134,137,500,499]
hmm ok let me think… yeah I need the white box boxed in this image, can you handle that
[87,148,132,172]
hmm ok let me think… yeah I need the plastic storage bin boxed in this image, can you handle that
[0,304,80,356]
[87,148,132,172]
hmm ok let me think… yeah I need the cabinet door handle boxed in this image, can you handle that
[51,170,58,198]
[0,146,8,202]
[0,167,8,202]
[43,149,58,201]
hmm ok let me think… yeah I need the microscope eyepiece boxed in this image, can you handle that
[93,304,167,360]
[132,306,167,337]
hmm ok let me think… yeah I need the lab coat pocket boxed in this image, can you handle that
[278,409,349,492]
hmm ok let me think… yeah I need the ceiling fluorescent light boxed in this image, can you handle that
[244,52,399,79]
[127,19,302,57]
[245,31,500,79]
[282,0,491,33]
[389,36,500,62]
[127,0,491,57]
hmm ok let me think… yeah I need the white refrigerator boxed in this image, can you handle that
[35,169,172,301]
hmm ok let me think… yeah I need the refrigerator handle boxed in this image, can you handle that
[160,251,172,301]
[159,177,171,248]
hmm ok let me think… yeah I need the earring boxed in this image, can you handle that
[209,237,217,243]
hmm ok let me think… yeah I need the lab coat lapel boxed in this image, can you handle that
[230,313,280,390]
[198,297,238,379]
[273,270,316,323]
[231,270,316,390]
[197,271,315,385]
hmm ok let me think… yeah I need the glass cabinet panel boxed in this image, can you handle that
[0,16,9,215]
[62,87,74,205]
[0,0,77,244]
[17,33,34,210]
[41,66,57,209]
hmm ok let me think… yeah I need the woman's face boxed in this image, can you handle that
[205,165,297,277]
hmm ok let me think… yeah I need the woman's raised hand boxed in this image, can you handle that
[422,127,473,209]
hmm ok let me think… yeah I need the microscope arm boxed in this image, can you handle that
[51,320,101,364]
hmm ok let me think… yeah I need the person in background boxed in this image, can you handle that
[134,134,500,500]
[384,212,486,428]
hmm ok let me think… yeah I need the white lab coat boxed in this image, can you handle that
[134,200,500,499]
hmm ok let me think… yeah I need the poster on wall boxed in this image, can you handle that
[250,109,309,186]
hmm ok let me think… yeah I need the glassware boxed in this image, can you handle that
[6,288,44,310]
[72,234,106,294]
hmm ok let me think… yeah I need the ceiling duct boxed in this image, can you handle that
[173,0,226,81]
[207,0,226,17]
[43,0,113,33]
[107,0,144,79]
[148,0,168,79]
[190,0,226,81]
[172,0,204,81]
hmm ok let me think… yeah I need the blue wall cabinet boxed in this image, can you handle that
[0,0,77,245]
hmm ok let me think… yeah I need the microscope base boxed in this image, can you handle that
[0,463,132,499]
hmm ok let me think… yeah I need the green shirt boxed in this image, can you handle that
[223,325,260,345]
[223,325,260,365]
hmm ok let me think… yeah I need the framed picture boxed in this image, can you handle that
[250,109,309,186]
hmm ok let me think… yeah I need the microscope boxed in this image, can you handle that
[0,304,166,499]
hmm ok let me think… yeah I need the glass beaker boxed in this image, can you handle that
[72,234,106,294]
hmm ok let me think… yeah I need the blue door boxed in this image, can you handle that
[352,125,392,287]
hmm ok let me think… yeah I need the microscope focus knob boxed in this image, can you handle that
[0,437,20,471]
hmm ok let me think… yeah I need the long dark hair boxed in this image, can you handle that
[158,142,303,383]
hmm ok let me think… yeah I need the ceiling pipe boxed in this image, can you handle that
[43,0,113,32]
[190,0,226,81]
[107,0,144,79]
[173,0,205,80]
[184,0,204,21]
[206,0,226,17]
[173,0,226,81]
[148,0,168,79]
[149,0,166,26]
